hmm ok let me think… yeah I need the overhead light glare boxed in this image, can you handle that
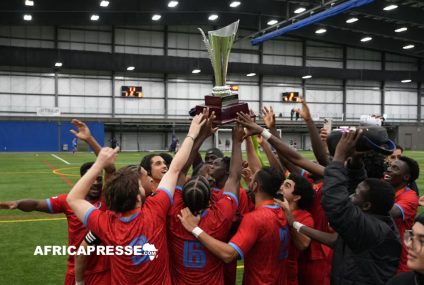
[315,28,327,34]
[383,4,398,11]
[294,7,306,14]
[127,66,135,71]
[168,1,179,8]
[246,73,256,77]
[90,14,100,21]
[23,14,32,21]
[152,14,161,21]
[99,0,109,7]
[208,14,219,21]
[25,0,34,6]
[401,79,412,83]
[55,62,62,67]
[229,1,241,8]
[403,44,415,50]
[360,36,372,42]
[267,19,278,26]
[395,27,407,33]
[302,75,312,79]
[192,69,201,74]
[346,17,358,23]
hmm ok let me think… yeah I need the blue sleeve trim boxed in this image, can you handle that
[395,204,405,221]
[175,185,183,191]
[84,207,96,226]
[223,192,239,207]
[157,187,174,205]
[300,169,305,176]
[46,199,53,213]
[228,242,244,259]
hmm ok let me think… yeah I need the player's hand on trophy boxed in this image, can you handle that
[235,112,263,140]
[187,113,207,140]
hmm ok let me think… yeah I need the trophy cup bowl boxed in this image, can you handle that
[195,20,250,125]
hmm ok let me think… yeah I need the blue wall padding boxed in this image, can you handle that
[251,0,374,45]
[0,121,104,152]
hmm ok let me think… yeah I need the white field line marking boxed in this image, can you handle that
[51,154,70,165]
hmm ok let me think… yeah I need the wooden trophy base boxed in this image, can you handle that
[195,94,250,125]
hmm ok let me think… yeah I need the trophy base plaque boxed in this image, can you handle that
[195,94,250,125]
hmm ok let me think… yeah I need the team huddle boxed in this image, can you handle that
[1,101,424,285]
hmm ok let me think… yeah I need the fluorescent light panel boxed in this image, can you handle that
[294,7,306,14]
[246,73,256,77]
[346,17,358,23]
[168,1,178,8]
[383,4,398,11]
[90,14,99,21]
[401,79,412,83]
[395,27,407,33]
[267,19,278,25]
[208,14,218,21]
[403,44,414,50]
[361,36,372,42]
[100,0,109,7]
[152,14,161,21]
[229,1,241,8]
[302,75,312,79]
[192,69,201,74]
[23,14,32,21]
[25,0,34,6]
[55,62,62,67]
[315,28,327,34]
[127,66,135,71]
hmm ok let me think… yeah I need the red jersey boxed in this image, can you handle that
[286,209,314,285]
[85,188,173,285]
[394,186,418,272]
[47,194,109,276]
[229,203,289,285]
[168,187,238,285]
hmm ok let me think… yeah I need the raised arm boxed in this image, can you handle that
[157,114,205,196]
[0,200,49,212]
[257,134,284,174]
[71,119,116,177]
[236,112,325,177]
[67,147,119,223]
[222,124,244,198]
[294,100,330,166]
[245,136,262,174]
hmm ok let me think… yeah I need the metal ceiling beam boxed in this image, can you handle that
[0,45,423,82]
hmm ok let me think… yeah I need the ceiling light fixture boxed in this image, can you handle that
[267,19,278,25]
[294,7,306,14]
[229,1,241,8]
[25,0,34,6]
[23,14,32,21]
[168,1,179,8]
[90,14,100,21]
[395,27,407,33]
[99,0,109,7]
[360,36,372,42]
[208,14,219,21]
[152,14,161,21]
[246,73,256,77]
[127,66,135,71]
[383,4,398,11]
[315,28,327,34]
[302,75,312,79]
[346,17,358,23]
[403,44,415,50]
[55,62,62,67]
[192,69,201,74]
[401,79,412,83]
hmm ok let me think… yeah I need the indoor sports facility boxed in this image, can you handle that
[1,0,424,284]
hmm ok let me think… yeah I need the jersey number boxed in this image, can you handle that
[183,240,206,268]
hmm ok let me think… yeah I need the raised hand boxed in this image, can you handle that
[95,147,119,168]
[419,195,424,207]
[241,167,252,185]
[199,109,218,139]
[177,207,201,232]
[294,98,312,121]
[262,106,276,129]
[235,112,263,140]
[232,123,245,144]
[333,129,363,162]
[70,119,92,141]
[0,201,18,209]
[320,128,329,143]
[187,113,206,139]
[274,197,295,226]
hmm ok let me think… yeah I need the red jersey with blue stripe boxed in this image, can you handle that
[394,186,418,272]
[168,186,238,285]
[84,188,173,285]
[229,203,289,285]
[47,194,109,277]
